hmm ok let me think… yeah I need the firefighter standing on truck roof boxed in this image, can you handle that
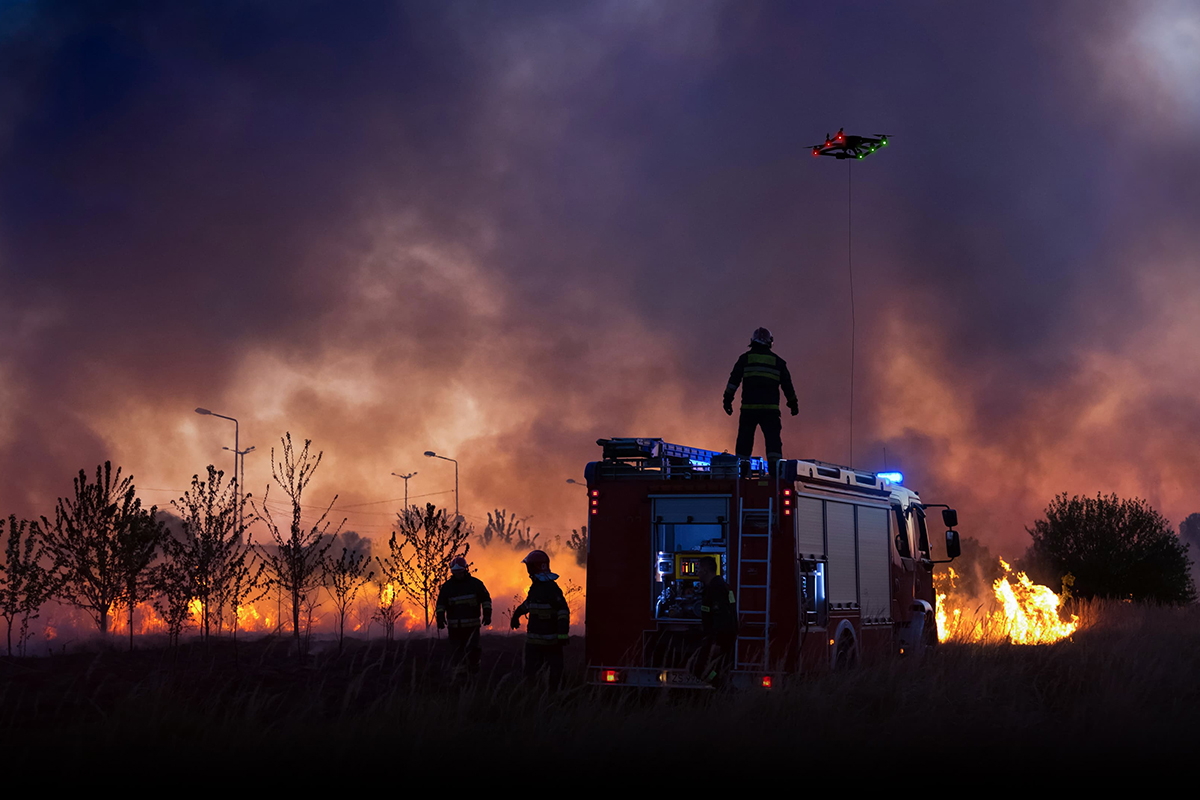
[694,555,738,687]
[723,327,798,473]
[511,549,569,687]
[436,556,492,679]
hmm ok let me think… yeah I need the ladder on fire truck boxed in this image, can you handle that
[734,496,773,671]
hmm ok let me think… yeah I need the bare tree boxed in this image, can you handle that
[478,508,538,549]
[371,574,402,642]
[322,536,373,653]
[226,544,268,643]
[152,558,195,649]
[169,466,250,642]
[0,516,55,656]
[115,505,168,651]
[255,433,340,656]
[43,462,143,636]
[387,503,471,630]
[566,525,588,567]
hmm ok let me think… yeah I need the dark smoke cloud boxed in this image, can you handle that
[2,0,1198,556]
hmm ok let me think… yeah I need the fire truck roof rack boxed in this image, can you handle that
[595,438,768,472]
[787,459,903,494]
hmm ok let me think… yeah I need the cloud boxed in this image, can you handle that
[1,0,1198,562]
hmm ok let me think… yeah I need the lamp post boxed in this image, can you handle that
[566,479,587,490]
[423,451,458,520]
[391,471,417,510]
[195,407,239,496]
[224,445,256,536]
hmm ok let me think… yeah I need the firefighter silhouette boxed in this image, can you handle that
[436,556,492,678]
[723,327,798,472]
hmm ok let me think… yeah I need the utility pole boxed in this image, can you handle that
[391,471,417,511]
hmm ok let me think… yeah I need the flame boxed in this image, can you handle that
[935,559,1079,645]
[236,604,262,631]
[188,598,204,626]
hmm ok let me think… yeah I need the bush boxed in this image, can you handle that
[1026,493,1195,605]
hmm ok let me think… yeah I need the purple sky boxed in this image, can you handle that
[1,1,1198,555]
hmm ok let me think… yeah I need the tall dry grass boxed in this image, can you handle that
[1,601,1196,767]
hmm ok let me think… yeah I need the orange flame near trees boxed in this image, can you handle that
[936,559,1079,645]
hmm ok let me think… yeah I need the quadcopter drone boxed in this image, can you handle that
[810,128,891,159]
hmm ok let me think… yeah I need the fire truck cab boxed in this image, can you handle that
[584,438,961,688]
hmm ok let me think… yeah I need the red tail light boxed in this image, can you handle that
[603,669,619,683]
[762,675,773,689]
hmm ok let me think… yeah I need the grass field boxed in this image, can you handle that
[2,600,1197,772]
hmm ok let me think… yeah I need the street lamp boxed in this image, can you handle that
[423,451,458,520]
[224,445,256,535]
[195,407,239,496]
[391,471,417,510]
[566,479,587,490]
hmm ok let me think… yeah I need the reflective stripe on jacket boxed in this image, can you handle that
[724,345,798,411]
[515,579,570,646]
[436,575,492,629]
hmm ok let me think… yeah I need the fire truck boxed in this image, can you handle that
[583,438,962,688]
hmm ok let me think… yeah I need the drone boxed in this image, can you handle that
[810,128,891,160]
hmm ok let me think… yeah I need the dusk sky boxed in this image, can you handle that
[2,0,1198,556]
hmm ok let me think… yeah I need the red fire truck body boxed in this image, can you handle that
[583,438,960,688]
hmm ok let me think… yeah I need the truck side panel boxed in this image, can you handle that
[858,506,892,623]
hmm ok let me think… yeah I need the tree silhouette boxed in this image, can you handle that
[387,503,471,630]
[1027,493,1195,604]
[43,462,143,635]
[322,534,373,653]
[169,466,257,642]
[566,526,588,567]
[152,557,195,648]
[0,516,55,656]
[255,434,340,656]
[1181,513,1200,552]
[115,505,168,651]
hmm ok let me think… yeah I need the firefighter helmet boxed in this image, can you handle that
[449,556,469,572]
[521,549,551,574]
[751,327,773,347]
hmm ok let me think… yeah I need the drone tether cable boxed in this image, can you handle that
[810,128,890,468]
[847,158,855,467]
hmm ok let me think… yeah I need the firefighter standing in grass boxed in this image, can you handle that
[694,556,738,686]
[723,327,799,474]
[436,556,492,678]
[510,549,569,687]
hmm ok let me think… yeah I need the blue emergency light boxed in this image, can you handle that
[877,471,904,484]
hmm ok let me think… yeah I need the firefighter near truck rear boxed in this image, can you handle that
[583,438,962,688]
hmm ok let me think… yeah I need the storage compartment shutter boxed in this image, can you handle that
[652,497,728,524]
[826,501,858,607]
[857,506,891,622]
[795,496,825,559]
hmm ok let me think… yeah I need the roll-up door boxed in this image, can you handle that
[652,497,728,524]
[826,501,857,607]
[857,506,891,622]
[795,496,825,559]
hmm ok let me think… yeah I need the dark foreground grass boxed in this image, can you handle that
[2,601,1197,771]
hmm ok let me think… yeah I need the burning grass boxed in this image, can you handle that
[2,599,1198,769]
[936,559,1080,645]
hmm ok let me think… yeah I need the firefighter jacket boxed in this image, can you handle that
[515,577,570,646]
[724,344,798,413]
[436,574,492,630]
[701,575,738,641]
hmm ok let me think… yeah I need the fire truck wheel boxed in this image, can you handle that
[923,611,938,652]
[834,627,858,671]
